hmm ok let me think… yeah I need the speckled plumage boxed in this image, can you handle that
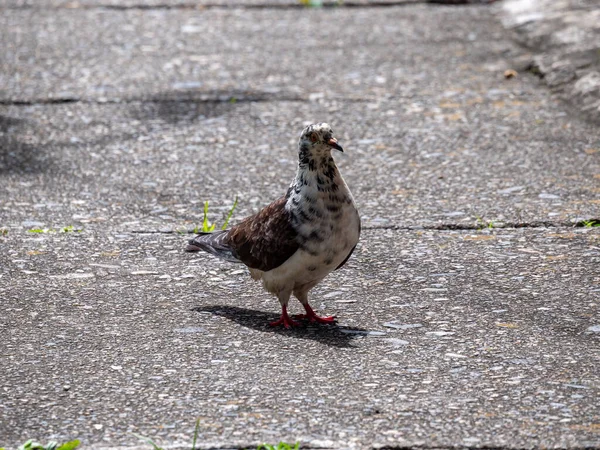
[187,123,360,327]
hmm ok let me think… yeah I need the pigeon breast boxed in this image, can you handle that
[252,153,360,293]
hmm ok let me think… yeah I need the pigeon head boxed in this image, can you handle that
[299,123,344,155]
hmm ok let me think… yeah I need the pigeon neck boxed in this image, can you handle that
[295,151,340,189]
[298,142,338,171]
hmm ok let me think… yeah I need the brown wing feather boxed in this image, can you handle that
[225,197,299,272]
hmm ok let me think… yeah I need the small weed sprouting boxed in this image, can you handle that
[133,418,201,450]
[257,442,300,450]
[193,197,238,233]
[131,433,164,450]
[0,228,7,237]
[202,201,216,232]
[475,216,494,231]
[581,219,600,228]
[191,418,200,450]
[28,226,82,234]
[221,196,239,230]
[61,225,82,233]
[0,439,81,450]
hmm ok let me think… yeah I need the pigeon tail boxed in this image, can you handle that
[186,230,242,263]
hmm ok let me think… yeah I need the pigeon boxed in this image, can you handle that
[186,123,361,328]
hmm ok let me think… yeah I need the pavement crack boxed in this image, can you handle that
[127,219,599,235]
[368,219,600,230]
[369,221,561,231]
[0,94,377,106]
[0,96,300,106]
[0,98,80,106]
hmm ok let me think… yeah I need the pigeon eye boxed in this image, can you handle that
[309,132,319,143]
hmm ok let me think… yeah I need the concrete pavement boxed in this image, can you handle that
[1,0,599,448]
[2,229,599,448]
[501,0,600,124]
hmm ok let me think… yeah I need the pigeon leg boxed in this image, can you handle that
[269,292,301,328]
[269,305,301,328]
[297,303,336,324]
[293,291,336,324]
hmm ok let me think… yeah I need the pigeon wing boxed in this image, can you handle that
[224,196,299,272]
[186,230,241,263]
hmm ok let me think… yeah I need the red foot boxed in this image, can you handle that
[269,306,302,329]
[295,303,336,324]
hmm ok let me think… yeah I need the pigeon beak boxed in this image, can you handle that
[327,138,344,152]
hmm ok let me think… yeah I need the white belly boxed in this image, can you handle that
[253,202,360,294]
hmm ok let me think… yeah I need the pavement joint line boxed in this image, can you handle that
[0,96,379,106]
[367,220,598,230]
[126,219,599,234]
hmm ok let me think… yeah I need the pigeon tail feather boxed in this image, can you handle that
[186,230,242,263]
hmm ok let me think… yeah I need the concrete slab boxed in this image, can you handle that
[2,2,599,449]
[1,228,599,448]
[1,95,599,232]
[2,4,598,234]
[501,0,600,124]
[1,5,520,102]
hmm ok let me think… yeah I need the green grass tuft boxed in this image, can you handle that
[61,225,82,233]
[28,226,82,234]
[0,438,81,450]
[193,197,238,233]
[131,433,164,450]
[132,417,201,450]
[191,418,200,450]
[256,442,300,450]
[221,196,239,230]
[28,228,52,234]
[475,216,494,231]
[581,219,600,228]
[201,200,216,233]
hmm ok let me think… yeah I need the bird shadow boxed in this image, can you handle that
[129,89,293,125]
[192,305,370,349]
[0,115,49,174]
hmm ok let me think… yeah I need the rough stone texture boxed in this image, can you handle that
[1,5,517,102]
[501,0,600,124]
[0,0,418,9]
[1,98,599,233]
[0,0,494,6]
[1,6,599,232]
[2,1,600,449]
[1,229,599,449]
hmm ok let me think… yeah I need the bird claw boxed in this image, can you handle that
[269,315,302,329]
[294,313,337,324]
